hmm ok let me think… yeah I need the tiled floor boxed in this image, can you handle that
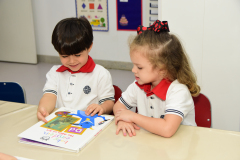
[0,62,134,105]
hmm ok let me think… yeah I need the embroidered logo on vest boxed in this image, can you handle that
[83,85,91,94]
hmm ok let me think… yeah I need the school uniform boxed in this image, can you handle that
[119,79,196,126]
[43,56,115,110]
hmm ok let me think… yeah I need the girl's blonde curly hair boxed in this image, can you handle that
[129,30,200,97]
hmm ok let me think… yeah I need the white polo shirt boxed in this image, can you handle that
[119,79,196,126]
[43,56,115,110]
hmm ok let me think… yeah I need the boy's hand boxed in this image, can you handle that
[37,107,49,123]
[116,121,140,137]
[115,109,135,124]
[85,104,105,116]
[37,93,56,123]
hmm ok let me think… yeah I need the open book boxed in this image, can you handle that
[18,107,114,153]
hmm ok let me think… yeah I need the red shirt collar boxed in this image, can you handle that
[135,79,172,100]
[56,56,96,74]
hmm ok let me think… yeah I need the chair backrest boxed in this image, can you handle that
[110,85,122,115]
[113,85,122,103]
[0,82,26,103]
[192,93,211,128]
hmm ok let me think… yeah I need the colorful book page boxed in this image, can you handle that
[18,108,114,152]
[41,116,79,132]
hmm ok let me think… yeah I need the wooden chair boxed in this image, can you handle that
[0,82,26,103]
[192,93,211,128]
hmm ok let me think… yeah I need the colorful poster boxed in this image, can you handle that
[75,0,109,31]
[116,0,142,31]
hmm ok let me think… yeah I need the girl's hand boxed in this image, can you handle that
[37,107,49,123]
[115,109,136,124]
[116,121,140,137]
[85,104,105,116]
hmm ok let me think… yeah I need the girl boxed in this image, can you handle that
[113,20,200,138]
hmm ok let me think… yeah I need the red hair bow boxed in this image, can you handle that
[137,20,170,35]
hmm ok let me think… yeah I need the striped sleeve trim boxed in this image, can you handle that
[43,90,57,96]
[119,97,133,109]
[165,109,184,118]
[99,97,115,104]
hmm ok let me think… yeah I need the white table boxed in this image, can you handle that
[0,100,35,116]
[0,102,240,160]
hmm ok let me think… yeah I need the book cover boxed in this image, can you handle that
[18,107,114,152]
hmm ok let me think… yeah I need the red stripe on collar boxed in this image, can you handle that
[56,56,96,74]
[135,79,172,100]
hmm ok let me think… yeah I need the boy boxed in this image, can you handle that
[37,17,115,123]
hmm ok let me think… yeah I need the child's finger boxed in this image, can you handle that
[85,110,89,115]
[133,123,140,130]
[85,104,94,115]
[85,107,90,114]
[85,108,94,115]
[116,126,121,135]
[90,108,100,116]
[128,125,136,136]
[38,109,47,117]
[122,128,127,136]
[37,112,48,123]
[97,109,104,116]
[126,127,133,137]
[131,127,137,136]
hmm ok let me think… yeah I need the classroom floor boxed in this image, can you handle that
[0,61,134,105]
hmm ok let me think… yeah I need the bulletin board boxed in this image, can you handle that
[75,0,109,31]
[116,0,142,31]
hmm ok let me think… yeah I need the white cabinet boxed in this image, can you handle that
[0,0,37,64]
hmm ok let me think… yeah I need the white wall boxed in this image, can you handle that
[32,0,76,58]
[32,0,137,62]
[161,0,240,132]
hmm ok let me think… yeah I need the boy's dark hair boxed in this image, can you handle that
[52,17,93,55]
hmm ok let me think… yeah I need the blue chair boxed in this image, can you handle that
[0,82,26,103]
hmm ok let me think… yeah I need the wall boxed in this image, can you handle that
[32,0,139,63]
[161,0,240,131]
